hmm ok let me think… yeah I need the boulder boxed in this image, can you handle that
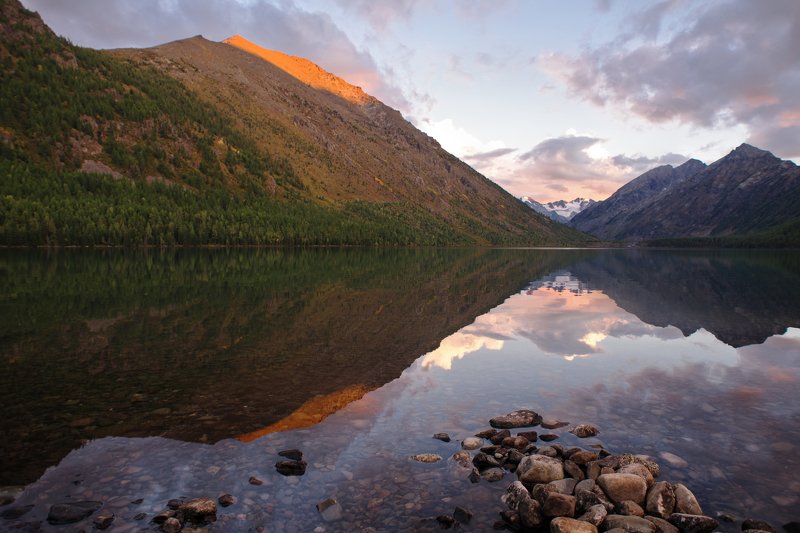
[548,478,578,495]
[551,516,599,533]
[646,482,676,519]
[602,514,657,533]
[741,519,774,532]
[571,451,600,465]
[178,498,217,524]
[47,501,103,525]
[570,424,599,438]
[491,410,543,429]
[597,474,648,505]
[615,500,645,517]
[618,463,654,488]
[667,513,718,533]
[644,516,680,533]
[672,484,702,515]
[543,493,576,518]
[462,437,483,450]
[577,504,607,527]
[518,454,565,484]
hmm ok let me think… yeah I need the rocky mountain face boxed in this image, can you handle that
[571,158,707,239]
[0,0,585,245]
[521,196,596,224]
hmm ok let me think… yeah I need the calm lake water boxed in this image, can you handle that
[1,248,798,531]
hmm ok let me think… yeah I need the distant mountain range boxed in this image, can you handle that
[0,0,585,246]
[571,144,800,246]
[521,196,596,223]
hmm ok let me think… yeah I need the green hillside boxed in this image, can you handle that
[0,0,586,246]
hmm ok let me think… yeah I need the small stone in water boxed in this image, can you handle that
[93,512,114,530]
[316,498,342,522]
[410,454,442,463]
[570,424,599,438]
[133,512,146,520]
[275,460,307,476]
[461,437,483,450]
[454,506,473,524]
[490,410,543,429]
[47,501,102,525]
[0,505,33,520]
[162,517,182,533]
[541,419,570,430]
[540,434,559,442]
[517,430,538,441]
[433,433,451,442]
[658,451,688,468]
[278,449,303,461]
[131,498,144,505]
[249,476,264,485]
[742,518,775,532]
[218,494,236,507]
[436,515,455,528]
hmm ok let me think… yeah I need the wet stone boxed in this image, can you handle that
[476,429,499,439]
[518,430,539,441]
[178,498,217,525]
[543,493,576,518]
[433,433,451,442]
[462,437,483,450]
[167,498,184,509]
[565,460,586,481]
[541,434,560,442]
[551,516,599,533]
[482,468,505,482]
[491,430,513,444]
[542,419,570,430]
[133,512,147,520]
[615,500,645,517]
[577,504,607,527]
[162,517,182,533]
[154,510,176,524]
[603,514,657,533]
[218,494,236,507]
[249,476,264,485]
[276,459,307,475]
[410,454,442,463]
[597,473,647,505]
[667,513,719,533]
[570,424,599,438]
[490,409,543,429]
[673,484,702,515]
[646,482,676,519]
[452,450,472,468]
[453,506,472,525]
[517,454,565,484]
[742,519,775,532]
[1,505,34,520]
[47,500,102,525]
[436,514,456,528]
[316,498,342,522]
[278,449,303,461]
[644,516,680,533]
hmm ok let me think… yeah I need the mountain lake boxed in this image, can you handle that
[1,247,798,531]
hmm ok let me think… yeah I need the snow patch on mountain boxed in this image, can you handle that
[521,196,596,223]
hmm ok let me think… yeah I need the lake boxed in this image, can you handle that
[1,248,798,531]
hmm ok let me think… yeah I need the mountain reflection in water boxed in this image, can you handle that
[1,249,799,531]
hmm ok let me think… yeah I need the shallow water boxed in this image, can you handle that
[1,248,799,531]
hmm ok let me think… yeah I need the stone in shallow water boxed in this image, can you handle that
[93,512,114,530]
[433,432,451,442]
[646,481,676,519]
[461,437,483,450]
[673,484,702,515]
[517,454,564,484]
[451,450,472,468]
[249,476,264,485]
[0,505,33,520]
[178,498,217,524]
[47,501,102,525]
[453,506,472,524]
[541,434,560,442]
[570,424,599,438]
[410,453,442,463]
[644,516,679,533]
[490,410,543,429]
[551,516,598,533]
[518,430,539,441]
[275,459,307,475]
[742,518,775,532]
[603,514,657,533]
[278,448,303,461]
[659,452,688,468]
[316,498,342,522]
[162,516,182,533]
[481,468,505,482]
[218,494,236,507]
[542,419,570,430]
[668,513,719,533]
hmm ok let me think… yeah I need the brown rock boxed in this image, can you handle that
[162,517,182,533]
[742,519,775,532]
[543,492,576,518]
[218,494,236,507]
[618,463,654,488]
[519,454,565,484]
[577,504,607,527]
[548,478,578,495]
[668,513,718,533]
[644,516,680,533]
[603,514,657,533]
[518,430,539,441]
[490,410,543,429]
[646,482,676,519]
[597,473,648,505]
[542,419,570,429]
[570,424,599,438]
[571,451,600,465]
[551,516,599,533]
[565,460,586,481]
[615,500,645,517]
[673,484,702,515]
[178,498,217,524]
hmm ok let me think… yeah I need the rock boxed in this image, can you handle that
[462,437,483,450]
[504,481,532,507]
[249,476,263,485]
[742,519,775,532]
[518,430,539,441]
[507,449,525,464]
[47,501,102,525]
[178,498,217,524]
[468,468,480,483]
[452,450,472,468]
[482,468,506,481]
[491,430,513,444]
[166,499,183,509]
[154,510,176,524]
[667,513,718,533]
[603,514,657,533]
[565,460,586,481]
[541,434,560,442]
[597,474,647,505]
[575,479,597,493]
[542,419,570,429]
[436,515,455,528]
[518,454,565,484]
[537,445,560,457]
[549,478,578,495]
[278,448,303,461]
[587,461,602,480]
[476,428,498,439]
[570,424,599,438]
[618,463,654,488]
[519,497,543,528]
[474,451,502,470]
[433,433,451,442]
[615,501,645,517]
[501,510,522,528]
[646,482,676,519]
[317,498,342,522]
[454,506,472,524]
[644,516,680,533]
[543,493,576,518]
[577,504,607,527]
[715,512,736,523]
[570,451,599,465]
[93,512,114,530]
[162,517,182,533]
[551,516,599,533]
[490,410,543,429]
[410,454,442,463]
[0,505,34,520]
[533,484,561,505]
[276,459,308,475]
[218,494,236,507]
[503,436,531,451]
[658,452,688,468]
[672,484,702,515]
[576,489,603,514]
[619,455,661,478]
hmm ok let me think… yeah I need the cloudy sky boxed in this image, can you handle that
[22,0,800,201]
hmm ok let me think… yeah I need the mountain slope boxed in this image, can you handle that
[571,159,706,239]
[0,0,586,245]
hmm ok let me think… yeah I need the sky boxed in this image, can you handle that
[22,0,800,202]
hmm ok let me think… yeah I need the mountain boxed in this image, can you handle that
[576,144,800,243]
[571,158,707,239]
[0,0,585,246]
[521,196,596,223]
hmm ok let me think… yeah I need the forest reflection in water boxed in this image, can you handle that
[1,248,799,530]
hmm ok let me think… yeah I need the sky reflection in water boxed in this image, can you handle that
[3,250,799,531]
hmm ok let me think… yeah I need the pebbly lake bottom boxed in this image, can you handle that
[1,248,799,531]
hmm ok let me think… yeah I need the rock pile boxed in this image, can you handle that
[460,410,767,532]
